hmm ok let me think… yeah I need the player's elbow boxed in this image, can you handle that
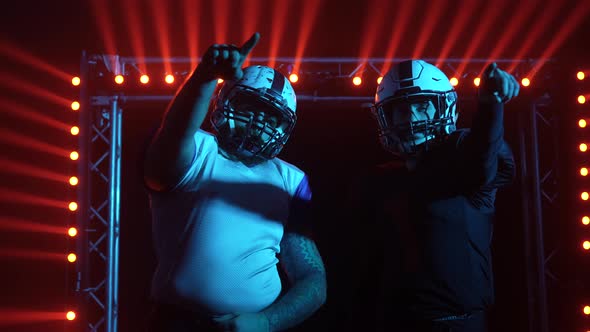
[310,271,328,308]
[470,168,497,188]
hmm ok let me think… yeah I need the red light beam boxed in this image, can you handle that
[0,43,72,82]
[412,0,446,59]
[293,0,323,75]
[526,1,590,80]
[0,217,66,235]
[0,130,72,158]
[381,1,416,75]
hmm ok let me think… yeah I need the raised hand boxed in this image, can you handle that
[199,32,260,81]
[479,62,520,104]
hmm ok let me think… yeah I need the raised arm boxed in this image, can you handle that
[465,62,520,187]
[144,33,260,191]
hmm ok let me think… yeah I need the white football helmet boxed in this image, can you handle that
[211,65,297,162]
[373,59,458,157]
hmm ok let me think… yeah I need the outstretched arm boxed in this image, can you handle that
[465,62,520,187]
[144,33,260,191]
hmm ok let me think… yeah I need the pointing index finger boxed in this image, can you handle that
[239,32,260,57]
[485,62,498,78]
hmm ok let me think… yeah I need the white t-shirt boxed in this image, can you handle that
[149,130,310,314]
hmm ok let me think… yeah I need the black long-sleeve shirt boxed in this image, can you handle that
[356,102,515,320]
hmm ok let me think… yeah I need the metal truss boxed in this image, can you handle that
[89,54,550,104]
[77,51,121,332]
[77,53,556,332]
[518,94,560,332]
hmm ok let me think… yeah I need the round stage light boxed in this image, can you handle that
[165,74,175,84]
[114,75,124,84]
[67,253,77,262]
[289,73,299,83]
[69,176,78,186]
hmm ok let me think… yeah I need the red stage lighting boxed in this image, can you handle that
[165,74,175,84]
[114,75,124,85]
[140,74,150,84]
[66,311,76,321]
[67,253,77,262]
[69,176,78,186]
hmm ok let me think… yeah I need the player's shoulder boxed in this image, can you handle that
[271,157,306,178]
[195,129,217,142]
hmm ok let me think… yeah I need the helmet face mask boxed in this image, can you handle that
[211,66,297,163]
[373,60,458,157]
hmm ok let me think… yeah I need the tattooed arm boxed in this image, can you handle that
[262,232,327,331]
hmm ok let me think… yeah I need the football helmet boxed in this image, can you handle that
[211,65,297,162]
[372,59,458,157]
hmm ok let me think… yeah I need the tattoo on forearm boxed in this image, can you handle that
[263,233,327,331]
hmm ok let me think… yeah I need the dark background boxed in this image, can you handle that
[1,0,589,331]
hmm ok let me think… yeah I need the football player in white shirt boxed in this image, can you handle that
[144,32,326,332]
